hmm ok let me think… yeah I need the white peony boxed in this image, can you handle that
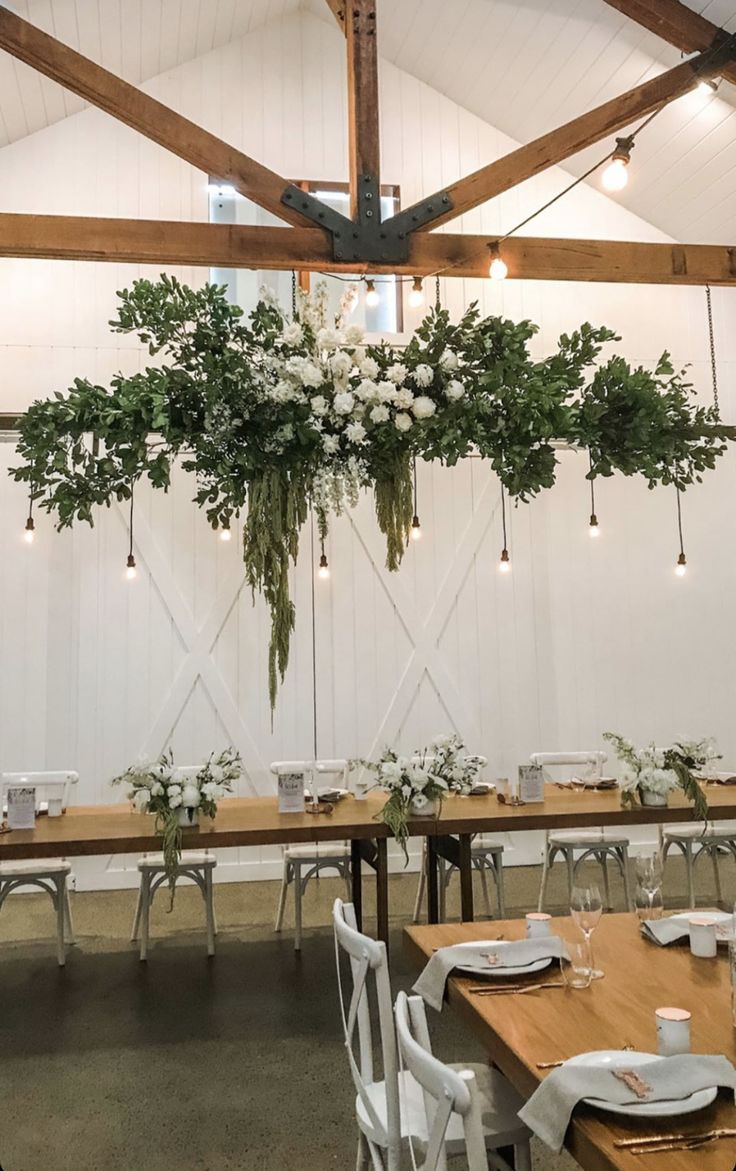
[167,784,182,797]
[181,784,201,808]
[414,364,434,387]
[370,404,390,423]
[282,322,303,346]
[333,391,355,415]
[445,379,465,401]
[299,362,323,389]
[355,378,379,402]
[345,325,364,345]
[150,782,164,797]
[316,327,338,350]
[394,412,413,432]
[440,349,459,371]
[310,395,328,416]
[133,789,150,813]
[412,395,436,419]
[322,434,340,454]
[345,421,367,444]
[331,351,353,379]
[377,380,398,403]
[394,387,414,409]
[387,363,408,384]
[359,357,380,380]
[168,793,183,809]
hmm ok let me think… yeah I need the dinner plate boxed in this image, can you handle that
[666,910,734,942]
[566,1050,718,1118]
[451,940,553,979]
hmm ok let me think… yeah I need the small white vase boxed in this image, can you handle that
[409,793,438,817]
[177,806,199,827]
[640,789,668,807]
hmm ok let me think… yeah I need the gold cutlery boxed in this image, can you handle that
[468,981,565,995]
[536,1060,565,1069]
[614,1127,736,1152]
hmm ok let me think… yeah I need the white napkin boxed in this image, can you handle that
[519,1054,736,1152]
[640,918,690,946]
[413,937,568,1013]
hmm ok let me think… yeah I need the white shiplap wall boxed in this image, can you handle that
[0,10,735,886]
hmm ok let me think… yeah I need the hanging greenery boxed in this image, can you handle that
[11,275,732,709]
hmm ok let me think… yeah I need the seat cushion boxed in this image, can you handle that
[138,852,215,870]
[471,838,504,855]
[549,832,629,848]
[0,858,71,878]
[283,844,350,861]
[356,1064,526,1149]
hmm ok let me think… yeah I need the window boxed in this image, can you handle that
[208,180,403,334]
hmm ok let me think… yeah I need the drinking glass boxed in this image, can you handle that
[635,885,664,922]
[561,939,592,989]
[634,852,664,920]
[570,884,604,979]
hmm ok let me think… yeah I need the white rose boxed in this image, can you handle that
[359,357,380,379]
[331,351,353,378]
[345,325,364,345]
[377,380,398,403]
[181,784,201,808]
[150,782,164,797]
[394,387,414,409]
[355,378,379,402]
[394,412,413,432]
[345,421,367,444]
[201,781,217,800]
[445,379,465,401]
[333,391,355,415]
[414,364,434,387]
[322,434,340,454]
[300,362,323,389]
[167,783,182,797]
[439,349,458,371]
[282,322,303,346]
[133,789,150,813]
[370,404,390,423]
[310,395,328,416]
[168,793,183,809]
[316,327,338,350]
[412,395,436,419]
[387,363,408,384]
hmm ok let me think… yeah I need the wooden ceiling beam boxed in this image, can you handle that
[411,43,734,231]
[1,213,734,286]
[323,0,347,35]
[0,6,315,229]
[603,0,736,88]
[345,0,380,217]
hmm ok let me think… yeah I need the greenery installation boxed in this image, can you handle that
[12,275,733,710]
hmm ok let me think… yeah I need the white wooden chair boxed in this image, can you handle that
[413,838,506,923]
[333,898,531,1171]
[659,818,736,907]
[0,770,78,966]
[273,759,351,951]
[394,991,530,1171]
[532,751,632,912]
[130,766,217,961]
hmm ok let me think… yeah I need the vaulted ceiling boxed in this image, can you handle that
[0,0,734,243]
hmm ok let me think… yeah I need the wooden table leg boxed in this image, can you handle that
[375,837,389,949]
[427,836,439,923]
[350,838,363,931]
[458,833,474,922]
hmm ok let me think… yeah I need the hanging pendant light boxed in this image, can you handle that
[601,136,634,192]
[411,456,422,541]
[488,242,508,281]
[674,485,687,577]
[126,490,137,580]
[499,483,511,572]
[588,454,600,537]
[408,277,425,309]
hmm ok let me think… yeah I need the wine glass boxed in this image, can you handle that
[570,884,604,979]
[635,851,663,893]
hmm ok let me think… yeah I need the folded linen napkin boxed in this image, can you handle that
[413,937,568,1013]
[642,916,734,946]
[519,1054,736,1152]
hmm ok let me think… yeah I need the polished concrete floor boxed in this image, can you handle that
[0,857,729,1171]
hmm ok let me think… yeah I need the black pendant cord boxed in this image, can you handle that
[291,270,297,319]
[309,509,319,763]
[500,483,508,552]
[435,274,441,310]
[589,451,597,524]
[413,456,418,515]
[705,284,720,419]
[27,489,34,523]
[128,490,134,561]
[676,484,686,559]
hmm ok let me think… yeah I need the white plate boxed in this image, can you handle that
[566,1050,718,1118]
[452,941,553,979]
[666,910,734,943]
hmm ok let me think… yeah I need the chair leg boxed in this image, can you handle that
[438,858,447,922]
[710,845,724,905]
[54,876,66,967]
[537,844,551,913]
[139,871,151,962]
[204,868,216,957]
[343,860,352,900]
[63,881,76,944]
[565,848,576,904]
[413,842,427,923]
[274,858,290,933]
[512,1139,532,1171]
[685,842,696,909]
[494,857,506,919]
[293,861,303,951]
[478,864,493,919]
[355,1130,370,1171]
[131,880,144,942]
[600,854,613,911]
[620,846,632,911]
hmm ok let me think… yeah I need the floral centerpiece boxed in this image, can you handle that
[113,747,241,902]
[359,734,487,859]
[603,733,718,822]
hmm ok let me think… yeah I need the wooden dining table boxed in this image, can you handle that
[404,913,736,1171]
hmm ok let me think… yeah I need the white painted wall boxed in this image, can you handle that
[0,10,734,887]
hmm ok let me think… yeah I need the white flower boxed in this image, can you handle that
[445,379,465,401]
[150,782,164,797]
[322,434,340,454]
[310,395,328,416]
[344,325,364,345]
[355,379,379,402]
[345,421,367,444]
[167,784,182,797]
[133,789,150,813]
[201,781,218,800]
[316,326,338,350]
[394,412,413,432]
[394,386,414,409]
[440,349,459,371]
[299,362,323,389]
[359,357,380,379]
[168,793,183,809]
[333,391,355,415]
[331,351,353,379]
[387,363,408,384]
[412,395,436,419]
[370,404,390,423]
[414,364,433,387]
[377,380,398,403]
[282,322,303,346]
[181,784,201,808]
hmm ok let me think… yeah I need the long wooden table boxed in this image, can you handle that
[404,914,736,1171]
[3,787,736,944]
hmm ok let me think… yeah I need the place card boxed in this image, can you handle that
[518,765,545,804]
[278,772,306,814]
[7,786,36,830]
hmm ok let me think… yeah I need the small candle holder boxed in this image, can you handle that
[526,912,552,938]
[655,1007,691,1056]
[689,916,718,958]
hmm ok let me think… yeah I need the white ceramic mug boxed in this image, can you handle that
[689,916,718,958]
[655,1006,691,1056]
[525,912,552,939]
[47,796,64,818]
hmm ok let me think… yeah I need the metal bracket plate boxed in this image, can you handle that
[281,174,453,265]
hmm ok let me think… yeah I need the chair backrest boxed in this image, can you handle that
[1,770,79,811]
[394,991,488,1171]
[315,758,348,782]
[332,898,400,1168]
[530,751,606,781]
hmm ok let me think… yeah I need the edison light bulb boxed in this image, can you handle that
[408,278,424,309]
[488,244,508,281]
[23,521,35,545]
[697,78,718,96]
[219,525,232,542]
[365,280,380,308]
[318,553,330,579]
[602,157,628,192]
[499,549,511,573]
[411,516,422,541]
[675,554,687,577]
[126,554,137,580]
[589,516,600,538]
